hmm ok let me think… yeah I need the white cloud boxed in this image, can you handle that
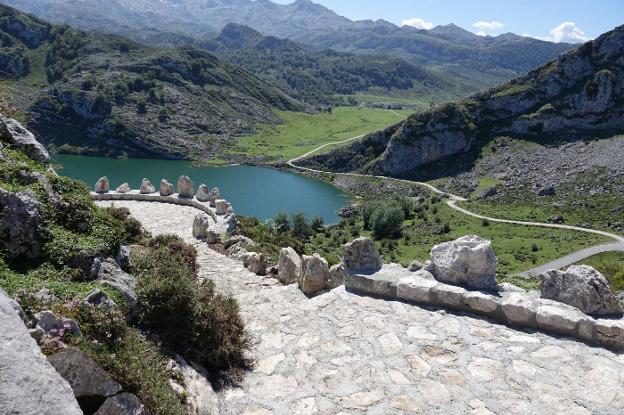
[401,17,434,30]
[527,21,591,43]
[473,20,505,32]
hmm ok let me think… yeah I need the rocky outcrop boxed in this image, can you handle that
[84,289,117,309]
[95,177,110,193]
[178,175,194,198]
[95,258,137,306]
[343,237,382,273]
[48,349,123,413]
[160,179,174,196]
[299,253,329,295]
[139,178,155,194]
[0,114,50,163]
[278,247,301,284]
[94,393,145,415]
[196,184,211,202]
[430,235,498,290]
[539,265,624,317]
[0,188,41,259]
[0,289,83,415]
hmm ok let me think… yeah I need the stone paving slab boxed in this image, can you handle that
[97,201,624,415]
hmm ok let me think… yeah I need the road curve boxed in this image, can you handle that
[287,130,624,276]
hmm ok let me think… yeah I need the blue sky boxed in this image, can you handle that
[274,0,624,42]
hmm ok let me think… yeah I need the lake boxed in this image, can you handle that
[53,155,351,223]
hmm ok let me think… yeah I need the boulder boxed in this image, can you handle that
[116,182,131,193]
[0,115,50,163]
[95,177,110,194]
[463,290,501,313]
[408,260,423,272]
[278,247,301,285]
[0,188,41,259]
[192,213,211,239]
[423,260,436,274]
[96,258,137,306]
[177,175,194,198]
[243,252,267,276]
[548,215,565,224]
[206,230,220,244]
[139,178,155,194]
[0,289,82,415]
[328,263,348,289]
[116,245,132,269]
[8,297,26,322]
[539,265,623,317]
[343,237,382,273]
[34,310,81,338]
[430,235,498,290]
[160,179,174,196]
[48,349,122,413]
[196,184,211,202]
[172,356,220,415]
[397,271,438,304]
[536,185,556,197]
[215,199,229,215]
[224,235,255,250]
[501,293,537,325]
[299,253,329,295]
[95,393,145,415]
[84,289,116,309]
[208,187,220,207]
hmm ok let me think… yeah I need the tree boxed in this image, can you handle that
[291,213,312,238]
[136,99,147,114]
[311,216,324,231]
[273,212,290,234]
[370,206,405,239]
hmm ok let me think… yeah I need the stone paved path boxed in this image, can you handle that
[98,201,624,415]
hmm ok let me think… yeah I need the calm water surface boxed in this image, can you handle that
[53,155,351,223]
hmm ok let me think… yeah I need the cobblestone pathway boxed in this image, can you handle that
[98,201,624,414]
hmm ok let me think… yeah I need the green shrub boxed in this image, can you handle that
[311,216,325,231]
[147,235,198,276]
[291,213,312,238]
[273,212,290,234]
[370,205,405,239]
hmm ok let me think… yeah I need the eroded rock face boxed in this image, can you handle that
[196,184,211,202]
[177,175,194,198]
[278,247,301,285]
[0,115,50,163]
[160,179,174,196]
[48,349,123,413]
[343,237,382,273]
[300,253,329,295]
[95,176,110,194]
[116,183,131,193]
[192,213,211,239]
[0,289,82,415]
[539,265,624,317]
[139,178,155,194]
[430,235,498,290]
[0,188,41,259]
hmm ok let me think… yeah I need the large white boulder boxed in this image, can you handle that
[343,237,382,273]
[94,176,110,194]
[196,184,211,202]
[160,179,174,196]
[215,199,229,215]
[430,235,498,290]
[328,263,348,289]
[192,213,211,239]
[299,253,330,295]
[177,175,194,198]
[139,178,155,194]
[539,265,623,317]
[278,247,301,285]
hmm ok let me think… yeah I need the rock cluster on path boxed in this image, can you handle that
[278,247,302,284]
[95,176,110,193]
[0,188,41,259]
[196,184,211,202]
[139,178,155,194]
[177,175,194,197]
[160,179,174,196]
[430,235,498,290]
[539,265,624,317]
[343,237,383,273]
[0,289,83,415]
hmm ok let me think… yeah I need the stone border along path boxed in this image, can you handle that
[287,136,624,275]
[95,200,624,415]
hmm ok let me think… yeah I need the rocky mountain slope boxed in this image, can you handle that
[302,26,624,178]
[0,5,303,158]
[1,0,574,91]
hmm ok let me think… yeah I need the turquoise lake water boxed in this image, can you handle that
[53,155,351,223]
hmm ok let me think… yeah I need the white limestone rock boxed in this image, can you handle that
[193,213,211,239]
[299,253,329,295]
[196,184,211,202]
[95,176,110,193]
[160,179,174,196]
[34,310,82,338]
[139,178,155,194]
[116,182,131,193]
[328,263,349,289]
[243,252,268,276]
[208,187,220,207]
[430,235,498,290]
[397,271,438,303]
[501,293,537,325]
[0,188,42,259]
[343,237,382,273]
[215,199,229,215]
[278,247,301,285]
[177,175,194,198]
[408,260,423,272]
[0,289,82,415]
[463,290,501,313]
[94,393,145,415]
[431,283,467,308]
[539,265,623,317]
[0,115,50,163]
[535,301,592,336]
[84,289,117,309]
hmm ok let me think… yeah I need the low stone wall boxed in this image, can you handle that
[346,271,624,351]
[91,191,218,223]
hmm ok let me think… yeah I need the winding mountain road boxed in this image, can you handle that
[287,130,624,277]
